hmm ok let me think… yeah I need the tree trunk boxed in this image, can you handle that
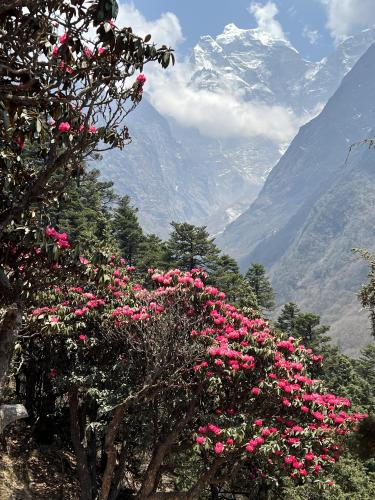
[186,458,224,500]
[99,405,126,500]
[0,304,21,395]
[69,387,94,500]
[137,396,200,499]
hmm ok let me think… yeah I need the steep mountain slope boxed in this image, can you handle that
[98,100,209,238]
[99,26,375,237]
[219,43,375,354]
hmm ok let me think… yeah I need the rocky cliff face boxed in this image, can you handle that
[219,43,375,354]
[98,25,375,238]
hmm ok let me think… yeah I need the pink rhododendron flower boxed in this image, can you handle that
[84,47,93,57]
[214,442,224,454]
[79,335,87,341]
[89,125,97,134]
[52,45,59,56]
[98,47,106,55]
[136,73,147,84]
[59,33,69,44]
[50,316,60,324]
[58,122,71,133]
[196,436,205,444]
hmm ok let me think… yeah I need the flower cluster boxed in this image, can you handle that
[45,227,71,249]
[28,253,367,486]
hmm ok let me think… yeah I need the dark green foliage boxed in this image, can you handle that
[112,195,144,264]
[244,263,275,311]
[281,455,375,500]
[48,169,117,249]
[276,302,300,333]
[167,221,220,271]
[276,303,330,350]
[137,233,169,272]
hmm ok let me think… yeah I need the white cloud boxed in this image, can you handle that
[117,2,184,48]
[303,26,320,45]
[320,0,375,42]
[116,4,299,143]
[148,65,298,143]
[248,1,286,40]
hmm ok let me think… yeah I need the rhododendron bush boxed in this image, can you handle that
[16,231,367,499]
[0,0,173,394]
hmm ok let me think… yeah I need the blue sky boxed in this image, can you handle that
[122,0,334,60]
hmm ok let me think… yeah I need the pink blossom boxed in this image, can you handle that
[136,73,147,84]
[251,387,261,396]
[89,125,98,134]
[214,442,224,454]
[52,46,59,56]
[50,316,60,324]
[58,122,71,133]
[79,335,87,341]
[59,32,69,44]
[98,47,106,55]
[84,47,93,57]
[196,436,205,444]
[208,424,221,435]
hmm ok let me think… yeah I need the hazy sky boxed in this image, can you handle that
[120,0,375,61]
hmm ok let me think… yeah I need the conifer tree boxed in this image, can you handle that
[276,303,330,350]
[244,263,275,310]
[276,302,300,333]
[49,169,116,248]
[112,196,144,265]
[167,222,220,271]
[137,233,169,272]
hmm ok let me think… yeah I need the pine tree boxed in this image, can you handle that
[137,234,169,272]
[244,263,275,310]
[112,196,145,265]
[276,303,330,351]
[276,302,300,334]
[49,169,117,249]
[167,222,220,271]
